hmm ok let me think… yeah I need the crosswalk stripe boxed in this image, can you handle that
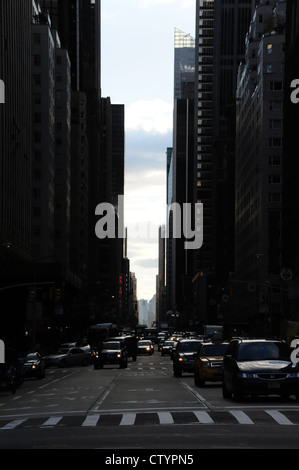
[0,409,297,429]
[42,416,63,427]
[229,410,254,425]
[158,411,174,424]
[1,419,27,430]
[120,413,136,426]
[81,415,100,427]
[193,410,214,424]
[266,410,294,425]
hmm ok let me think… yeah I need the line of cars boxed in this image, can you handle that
[0,343,93,394]
[92,336,156,369]
[168,334,299,402]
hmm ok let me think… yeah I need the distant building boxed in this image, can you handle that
[168,28,195,328]
[157,226,166,322]
[139,299,148,326]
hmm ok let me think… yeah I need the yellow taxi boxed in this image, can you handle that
[194,342,228,387]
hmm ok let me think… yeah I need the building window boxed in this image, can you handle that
[268,175,281,184]
[269,137,282,147]
[267,43,273,54]
[269,119,282,129]
[34,55,41,66]
[34,75,41,85]
[33,34,40,45]
[269,81,283,91]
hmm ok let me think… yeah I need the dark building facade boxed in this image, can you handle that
[282,0,299,336]
[193,0,254,329]
[0,0,127,347]
[0,0,33,262]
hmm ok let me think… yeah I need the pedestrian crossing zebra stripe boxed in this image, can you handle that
[1,409,299,429]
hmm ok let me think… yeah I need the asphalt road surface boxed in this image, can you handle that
[1,347,299,454]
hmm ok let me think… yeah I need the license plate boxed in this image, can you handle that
[268,382,280,389]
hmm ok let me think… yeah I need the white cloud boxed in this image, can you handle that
[125,99,173,134]
[139,0,175,8]
[180,0,194,8]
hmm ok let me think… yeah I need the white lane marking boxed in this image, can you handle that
[120,413,136,426]
[229,410,254,425]
[1,419,27,430]
[193,411,214,424]
[81,415,100,427]
[42,416,63,427]
[158,411,174,424]
[266,410,294,425]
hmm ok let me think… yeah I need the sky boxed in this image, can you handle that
[101,0,196,302]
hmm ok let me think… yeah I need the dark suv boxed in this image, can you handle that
[222,338,299,401]
[172,339,202,377]
[93,341,127,369]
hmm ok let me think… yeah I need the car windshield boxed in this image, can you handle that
[57,348,70,355]
[201,344,228,356]
[237,342,291,361]
[25,353,38,361]
[164,341,174,346]
[103,342,120,350]
[178,341,202,353]
[138,341,151,346]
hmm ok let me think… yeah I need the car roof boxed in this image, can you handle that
[232,338,284,344]
[201,341,228,346]
[180,339,202,342]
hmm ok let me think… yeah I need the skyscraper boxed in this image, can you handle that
[235,0,286,336]
[167,28,195,327]
[194,0,253,325]
[0,0,33,261]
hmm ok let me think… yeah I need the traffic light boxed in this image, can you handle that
[54,287,64,302]
[55,288,62,302]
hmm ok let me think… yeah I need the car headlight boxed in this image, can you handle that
[287,372,299,378]
[32,365,36,369]
[117,353,121,358]
[203,362,211,368]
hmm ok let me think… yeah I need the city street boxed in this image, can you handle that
[1,347,299,451]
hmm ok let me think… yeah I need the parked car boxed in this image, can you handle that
[137,340,154,355]
[93,341,127,369]
[222,338,299,401]
[43,347,90,368]
[20,352,45,379]
[0,348,24,394]
[172,339,202,377]
[161,340,175,356]
[194,342,228,386]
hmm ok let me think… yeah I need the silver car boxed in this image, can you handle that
[43,347,90,368]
